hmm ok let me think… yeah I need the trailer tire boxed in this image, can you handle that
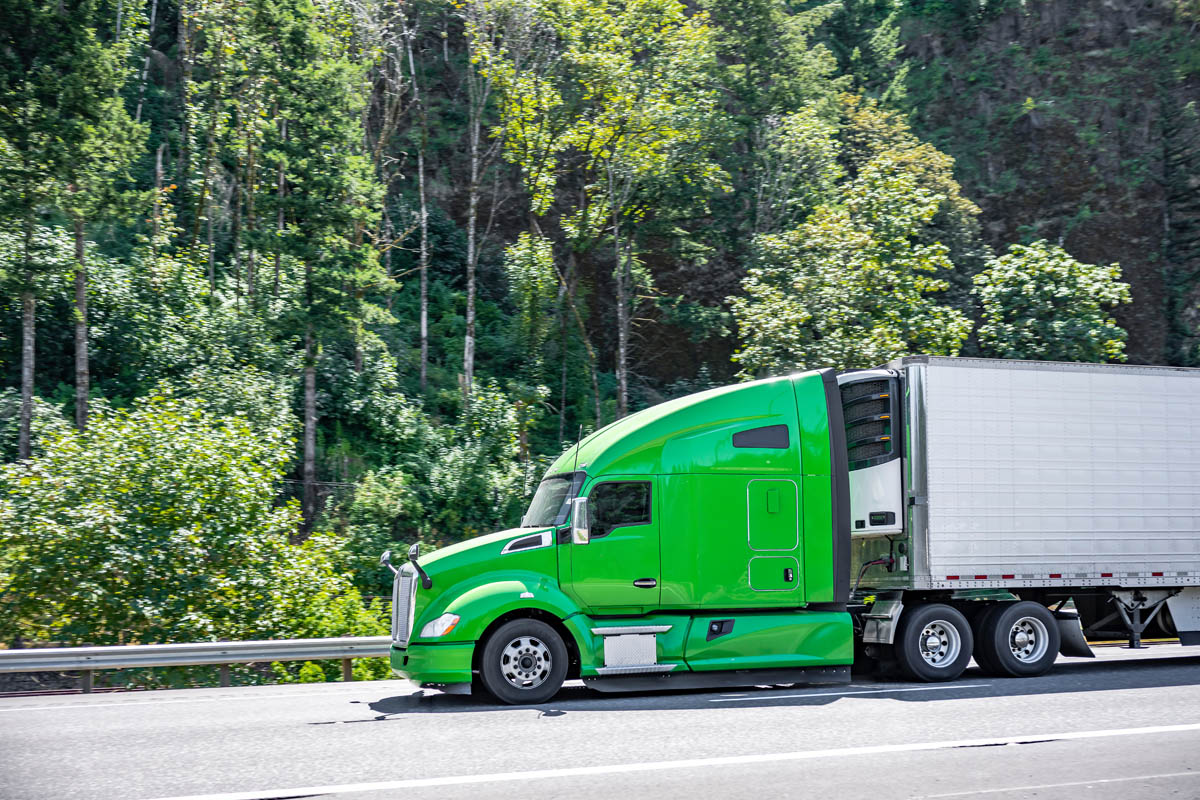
[894,604,973,682]
[976,601,1060,678]
[970,604,1005,674]
[478,618,568,705]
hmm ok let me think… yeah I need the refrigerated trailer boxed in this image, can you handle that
[383,357,1200,703]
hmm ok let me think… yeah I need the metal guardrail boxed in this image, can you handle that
[0,636,393,693]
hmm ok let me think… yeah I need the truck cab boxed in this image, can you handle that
[385,369,854,703]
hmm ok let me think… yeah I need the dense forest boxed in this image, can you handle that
[1,0,1198,666]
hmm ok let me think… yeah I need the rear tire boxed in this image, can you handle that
[976,601,1060,678]
[478,619,568,705]
[894,604,974,682]
[970,604,1005,674]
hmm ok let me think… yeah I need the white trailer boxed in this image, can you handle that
[838,356,1200,681]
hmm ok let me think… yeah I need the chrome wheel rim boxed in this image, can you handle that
[500,636,552,690]
[1008,616,1050,663]
[918,620,961,668]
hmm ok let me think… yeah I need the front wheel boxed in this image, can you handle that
[478,619,568,705]
[894,603,974,682]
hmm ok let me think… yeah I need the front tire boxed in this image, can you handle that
[976,601,1060,677]
[894,603,974,682]
[478,619,568,705]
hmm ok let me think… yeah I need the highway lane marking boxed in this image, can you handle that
[709,683,992,702]
[140,722,1200,800]
[919,770,1200,797]
[0,685,411,713]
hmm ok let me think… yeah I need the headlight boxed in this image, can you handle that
[420,613,461,638]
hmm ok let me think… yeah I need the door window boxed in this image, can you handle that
[588,481,651,539]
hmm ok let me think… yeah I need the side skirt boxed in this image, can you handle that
[582,665,851,694]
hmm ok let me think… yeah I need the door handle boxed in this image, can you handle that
[633,578,657,588]
[784,568,794,582]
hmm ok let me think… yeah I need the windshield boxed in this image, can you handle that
[522,471,585,528]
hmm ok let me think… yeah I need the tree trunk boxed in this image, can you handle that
[558,299,568,443]
[463,144,479,406]
[152,142,165,248]
[134,0,160,123]
[405,29,430,394]
[614,225,629,419]
[274,118,286,299]
[383,207,395,312]
[19,289,35,461]
[73,215,90,431]
[462,29,494,408]
[231,169,242,307]
[206,199,215,296]
[176,0,192,202]
[418,145,429,393]
[302,325,318,539]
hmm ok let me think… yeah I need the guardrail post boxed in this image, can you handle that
[219,665,231,687]
[81,670,93,694]
[341,658,353,682]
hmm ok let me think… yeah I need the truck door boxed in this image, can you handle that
[747,478,802,595]
[568,477,660,610]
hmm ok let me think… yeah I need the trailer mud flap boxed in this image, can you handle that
[1054,610,1094,658]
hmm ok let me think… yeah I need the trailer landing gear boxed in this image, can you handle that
[1083,590,1179,649]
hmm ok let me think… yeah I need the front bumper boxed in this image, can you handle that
[390,642,475,685]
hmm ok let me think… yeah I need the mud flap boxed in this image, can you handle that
[1054,610,1094,658]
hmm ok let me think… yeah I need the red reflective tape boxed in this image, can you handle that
[1001,574,1015,579]
[1049,573,1062,579]
[1101,572,1113,578]
[1152,572,1164,577]
[974,575,987,580]
[946,575,959,580]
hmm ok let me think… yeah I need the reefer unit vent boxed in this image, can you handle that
[839,377,898,469]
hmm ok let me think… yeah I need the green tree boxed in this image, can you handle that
[731,154,972,374]
[972,240,1132,363]
[252,0,387,531]
[0,0,143,455]
[484,0,726,417]
[0,390,379,646]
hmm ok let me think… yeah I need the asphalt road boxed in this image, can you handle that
[2,644,1199,800]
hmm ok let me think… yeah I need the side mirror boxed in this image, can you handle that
[380,549,399,576]
[571,497,590,545]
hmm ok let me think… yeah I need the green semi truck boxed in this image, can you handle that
[382,357,1200,704]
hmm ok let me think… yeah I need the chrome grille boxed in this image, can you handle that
[391,565,416,647]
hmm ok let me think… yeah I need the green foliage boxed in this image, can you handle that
[1,0,1194,683]
[0,0,144,230]
[971,241,1131,363]
[753,106,843,234]
[330,379,544,596]
[731,153,972,374]
[503,232,558,376]
[0,389,71,462]
[0,392,379,646]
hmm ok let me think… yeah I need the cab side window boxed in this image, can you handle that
[589,481,651,539]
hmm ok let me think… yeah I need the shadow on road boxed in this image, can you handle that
[338,649,1200,723]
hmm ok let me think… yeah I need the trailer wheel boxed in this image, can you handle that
[976,601,1060,678]
[894,604,973,682]
[478,618,568,705]
[969,604,1005,674]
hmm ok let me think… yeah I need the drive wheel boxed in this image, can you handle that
[976,601,1060,678]
[479,619,568,705]
[894,603,973,682]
